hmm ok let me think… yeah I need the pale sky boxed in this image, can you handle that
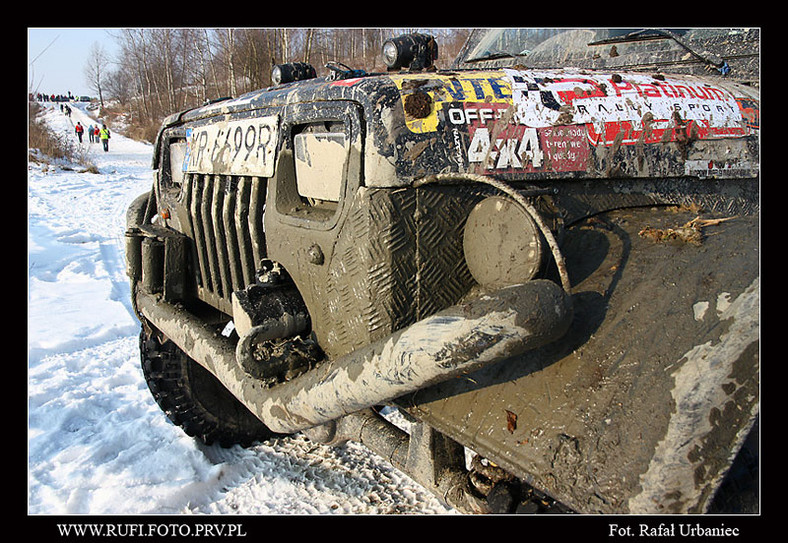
[28,27,118,98]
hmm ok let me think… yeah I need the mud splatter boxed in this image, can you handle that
[638,216,734,246]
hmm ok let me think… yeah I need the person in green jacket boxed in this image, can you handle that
[100,124,111,152]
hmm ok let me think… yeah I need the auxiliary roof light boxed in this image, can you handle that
[271,62,317,86]
[382,33,438,71]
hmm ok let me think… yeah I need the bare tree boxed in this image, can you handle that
[190,29,215,103]
[304,28,315,64]
[280,28,289,63]
[105,66,133,106]
[117,29,157,119]
[224,29,238,96]
[83,42,110,107]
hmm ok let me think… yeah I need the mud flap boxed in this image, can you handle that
[399,206,759,514]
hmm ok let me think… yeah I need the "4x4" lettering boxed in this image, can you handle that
[468,127,544,170]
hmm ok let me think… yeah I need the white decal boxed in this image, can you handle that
[468,127,544,170]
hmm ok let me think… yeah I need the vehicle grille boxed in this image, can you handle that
[182,173,267,314]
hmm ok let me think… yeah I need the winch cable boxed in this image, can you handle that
[414,173,571,294]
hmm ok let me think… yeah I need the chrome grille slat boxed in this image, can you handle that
[249,176,266,269]
[201,175,222,297]
[211,175,230,298]
[221,176,244,292]
[235,177,255,286]
[188,175,212,292]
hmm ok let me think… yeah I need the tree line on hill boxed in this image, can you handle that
[83,28,473,141]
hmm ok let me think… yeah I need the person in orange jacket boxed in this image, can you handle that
[75,122,84,143]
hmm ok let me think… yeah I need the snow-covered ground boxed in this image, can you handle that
[27,101,455,516]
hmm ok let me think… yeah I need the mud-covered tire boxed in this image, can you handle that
[140,325,277,447]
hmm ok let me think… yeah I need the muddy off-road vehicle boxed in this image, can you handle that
[125,28,759,514]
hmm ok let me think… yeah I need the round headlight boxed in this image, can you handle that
[271,62,317,86]
[382,33,438,71]
[382,40,400,68]
[463,196,545,289]
[271,65,283,86]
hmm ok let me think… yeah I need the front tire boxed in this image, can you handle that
[140,324,277,447]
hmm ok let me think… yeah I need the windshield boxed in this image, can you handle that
[458,28,759,83]
[465,28,589,60]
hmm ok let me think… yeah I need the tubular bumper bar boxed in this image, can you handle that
[135,279,572,434]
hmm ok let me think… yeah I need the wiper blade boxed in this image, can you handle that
[588,29,671,46]
[466,51,527,62]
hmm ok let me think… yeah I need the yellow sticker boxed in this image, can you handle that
[389,72,513,134]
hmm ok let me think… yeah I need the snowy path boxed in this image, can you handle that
[27,102,454,516]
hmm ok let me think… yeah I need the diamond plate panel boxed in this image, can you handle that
[322,185,489,357]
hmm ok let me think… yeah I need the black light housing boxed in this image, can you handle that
[382,33,438,71]
[271,62,317,86]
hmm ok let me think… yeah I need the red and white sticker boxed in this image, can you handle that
[503,68,749,146]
